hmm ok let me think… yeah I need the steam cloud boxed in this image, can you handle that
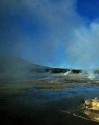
[0,0,99,73]
[69,22,99,69]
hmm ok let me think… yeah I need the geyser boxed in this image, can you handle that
[87,70,96,80]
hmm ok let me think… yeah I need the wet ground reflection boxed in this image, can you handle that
[0,78,99,125]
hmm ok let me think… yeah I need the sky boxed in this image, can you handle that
[0,0,99,69]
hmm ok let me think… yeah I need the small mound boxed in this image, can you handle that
[82,97,99,122]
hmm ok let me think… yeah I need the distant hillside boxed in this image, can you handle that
[48,68,82,74]
[1,55,96,81]
[0,55,49,81]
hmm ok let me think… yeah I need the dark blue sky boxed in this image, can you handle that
[77,0,99,21]
[0,0,99,68]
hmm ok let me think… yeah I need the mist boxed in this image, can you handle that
[0,0,99,73]
[69,22,99,69]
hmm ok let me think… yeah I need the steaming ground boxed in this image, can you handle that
[0,55,99,125]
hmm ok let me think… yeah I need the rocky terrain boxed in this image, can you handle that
[83,98,99,122]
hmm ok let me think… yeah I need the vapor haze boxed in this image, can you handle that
[0,0,99,71]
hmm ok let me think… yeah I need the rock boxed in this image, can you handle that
[82,97,99,122]
[83,110,99,122]
[85,100,91,105]
[92,101,97,106]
